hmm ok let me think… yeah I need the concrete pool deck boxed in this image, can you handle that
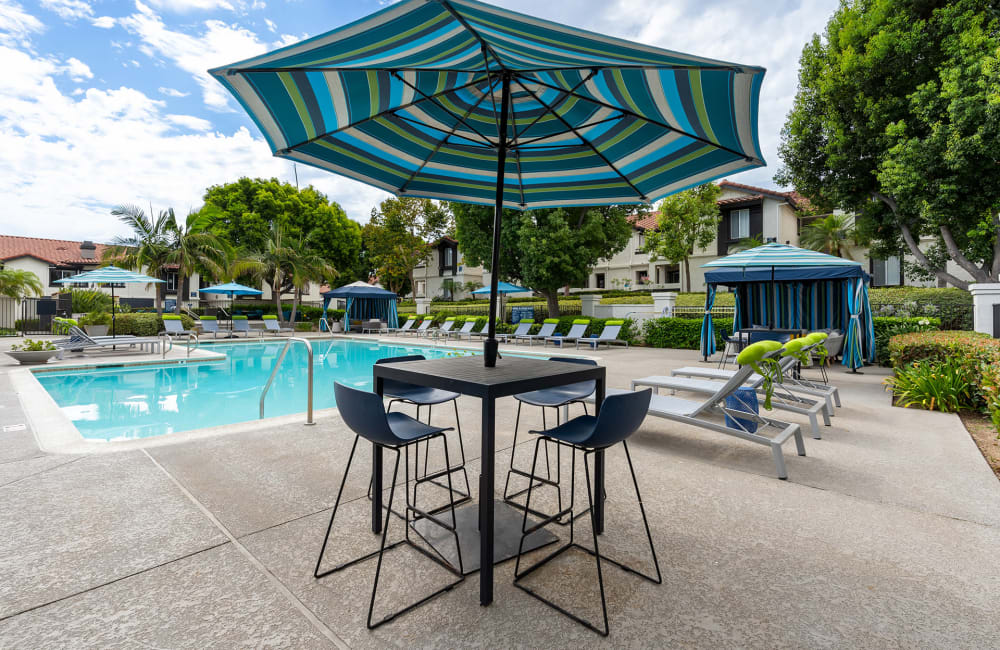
[1,335,999,647]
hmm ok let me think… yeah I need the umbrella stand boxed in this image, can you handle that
[484,72,511,368]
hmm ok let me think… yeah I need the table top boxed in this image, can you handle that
[373,355,605,399]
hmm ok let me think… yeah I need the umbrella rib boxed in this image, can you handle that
[514,72,762,164]
[230,64,753,74]
[392,71,498,148]
[506,84,526,207]
[274,74,489,154]
[399,75,500,193]
[436,0,508,72]
[512,76,648,202]
[513,69,598,142]
[515,113,625,147]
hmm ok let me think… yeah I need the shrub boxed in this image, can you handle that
[294,321,314,332]
[11,339,56,351]
[642,317,733,350]
[869,287,972,330]
[65,288,112,313]
[79,311,111,327]
[14,319,40,331]
[600,295,654,305]
[887,330,995,367]
[885,357,978,413]
[872,316,940,365]
[110,313,196,336]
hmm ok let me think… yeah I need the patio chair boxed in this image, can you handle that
[503,357,597,522]
[56,326,162,357]
[513,388,661,637]
[262,315,293,336]
[388,317,416,334]
[587,359,806,480]
[403,319,433,337]
[459,320,489,340]
[315,382,465,629]
[231,316,259,338]
[632,344,832,439]
[544,319,590,347]
[515,318,557,346]
[575,320,628,349]
[362,319,386,334]
[425,317,457,339]
[446,318,477,340]
[471,319,533,342]
[161,315,195,337]
[196,316,220,338]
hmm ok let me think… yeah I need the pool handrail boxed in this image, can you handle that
[259,337,314,425]
[160,331,199,359]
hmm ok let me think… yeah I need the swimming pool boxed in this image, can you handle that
[34,340,476,441]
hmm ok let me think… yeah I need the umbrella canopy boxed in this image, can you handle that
[322,284,398,299]
[199,282,264,296]
[471,281,529,295]
[56,265,165,337]
[211,0,766,365]
[703,243,863,274]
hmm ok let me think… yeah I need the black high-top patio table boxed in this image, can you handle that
[372,355,606,606]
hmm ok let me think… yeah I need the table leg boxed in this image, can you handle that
[480,396,495,606]
[372,377,384,534]
[594,377,606,534]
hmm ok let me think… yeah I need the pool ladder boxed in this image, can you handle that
[259,337,315,425]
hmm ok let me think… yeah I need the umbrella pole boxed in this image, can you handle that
[111,285,116,338]
[484,73,511,368]
[769,266,775,329]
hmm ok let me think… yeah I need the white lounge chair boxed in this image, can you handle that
[447,319,477,340]
[515,319,557,345]
[388,318,416,334]
[161,316,195,337]
[632,346,831,439]
[231,316,260,338]
[425,317,457,339]
[403,320,433,337]
[197,317,221,338]
[544,320,589,348]
[56,326,161,357]
[482,320,533,343]
[576,320,628,349]
[588,362,806,480]
[262,315,293,336]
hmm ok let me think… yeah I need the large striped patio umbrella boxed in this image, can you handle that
[55,265,165,337]
[210,0,766,366]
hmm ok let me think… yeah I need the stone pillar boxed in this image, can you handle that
[580,294,600,318]
[415,297,432,315]
[652,291,677,318]
[969,284,1000,337]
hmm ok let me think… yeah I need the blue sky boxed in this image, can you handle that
[0,0,837,242]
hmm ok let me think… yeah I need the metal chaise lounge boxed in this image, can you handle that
[575,320,628,350]
[425,317,457,339]
[262,315,294,336]
[161,315,196,337]
[587,361,806,480]
[403,319,433,337]
[515,318,557,345]
[388,317,416,334]
[231,316,261,338]
[197,316,221,338]
[632,345,832,439]
[544,320,589,348]
[446,319,477,340]
[56,326,162,357]
[475,319,533,343]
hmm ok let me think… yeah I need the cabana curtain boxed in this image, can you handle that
[322,285,399,332]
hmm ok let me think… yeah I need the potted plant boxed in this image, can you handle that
[79,310,110,337]
[5,339,59,365]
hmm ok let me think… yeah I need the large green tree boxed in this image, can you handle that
[362,197,451,295]
[640,184,721,290]
[202,177,363,283]
[799,214,859,259]
[776,0,1000,288]
[0,268,44,300]
[451,204,632,316]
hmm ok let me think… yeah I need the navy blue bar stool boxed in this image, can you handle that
[315,382,464,629]
[503,357,597,522]
[514,388,661,636]
[374,355,471,507]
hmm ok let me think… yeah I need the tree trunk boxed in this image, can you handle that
[683,258,691,292]
[940,224,991,283]
[290,288,301,325]
[155,283,163,317]
[992,211,1000,280]
[541,289,560,318]
[176,276,188,314]
[272,281,284,323]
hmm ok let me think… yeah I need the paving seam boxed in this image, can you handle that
[0,455,87,489]
[0,540,230,624]
[141,449,349,650]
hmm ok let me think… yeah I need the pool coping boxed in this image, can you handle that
[13,337,600,454]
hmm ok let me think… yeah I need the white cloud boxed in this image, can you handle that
[40,0,94,20]
[264,18,275,32]
[0,0,44,47]
[119,1,267,111]
[144,0,235,12]
[91,15,115,28]
[272,32,305,48]
[62,56,93,80]
[0,43,387,241]
[158,86,189,97]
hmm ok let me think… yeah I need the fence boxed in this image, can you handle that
[420,301,582,323]
[869,302,972,330]
[0,298,16,336]
[672,306,736,319]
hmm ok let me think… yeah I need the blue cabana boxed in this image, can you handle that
[322,285,398,332]
[700,243,875,369]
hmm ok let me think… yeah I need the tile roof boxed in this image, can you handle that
[717,194,765,206]
[627,212,658,230]
[0,235,111,266]
[719,180,811,210]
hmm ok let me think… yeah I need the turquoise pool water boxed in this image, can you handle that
[34,340,476,441]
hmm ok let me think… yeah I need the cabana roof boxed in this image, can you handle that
[322,285,398,300]
[702,243,866,285]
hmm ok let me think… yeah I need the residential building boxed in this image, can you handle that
[410,236,488,301]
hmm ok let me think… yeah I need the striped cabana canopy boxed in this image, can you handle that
[209,0,765,208]
[322,284,399,332]
[211,0,766,365]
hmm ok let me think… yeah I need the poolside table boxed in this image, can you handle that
[372,355,606,606]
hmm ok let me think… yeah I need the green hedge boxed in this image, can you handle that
[869,287,972,330]
[642,317,734,350]
[872,316,940,366]
[107,313,196,336]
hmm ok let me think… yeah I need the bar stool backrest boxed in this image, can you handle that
[584,388,652,448]
[375,355,426,395]
[334,382,401,446]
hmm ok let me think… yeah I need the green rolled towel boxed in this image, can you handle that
[736,341,783,410]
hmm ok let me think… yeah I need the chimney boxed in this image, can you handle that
[80,240,96,260]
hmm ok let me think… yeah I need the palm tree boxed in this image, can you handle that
[800,214,857,259]
[0,268,44,300]
[164,211,227,313]
[103,204,172,315]
[245,222,298,323]
[729,234,764,253]
[286,233,336,324]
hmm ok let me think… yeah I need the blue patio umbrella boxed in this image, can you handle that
[472,281,529,322]
[210,0,765,366]
[200,282,264,334]
[55,265,165,337]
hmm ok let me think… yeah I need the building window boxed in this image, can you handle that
[164,271,178,293]
[636,232,645,251]
[49,267,76,287]
[729,208,750,239]
[595,273,605,289]
[444,247,454,267]
[635,270,648,285]
[871,256,902,287]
